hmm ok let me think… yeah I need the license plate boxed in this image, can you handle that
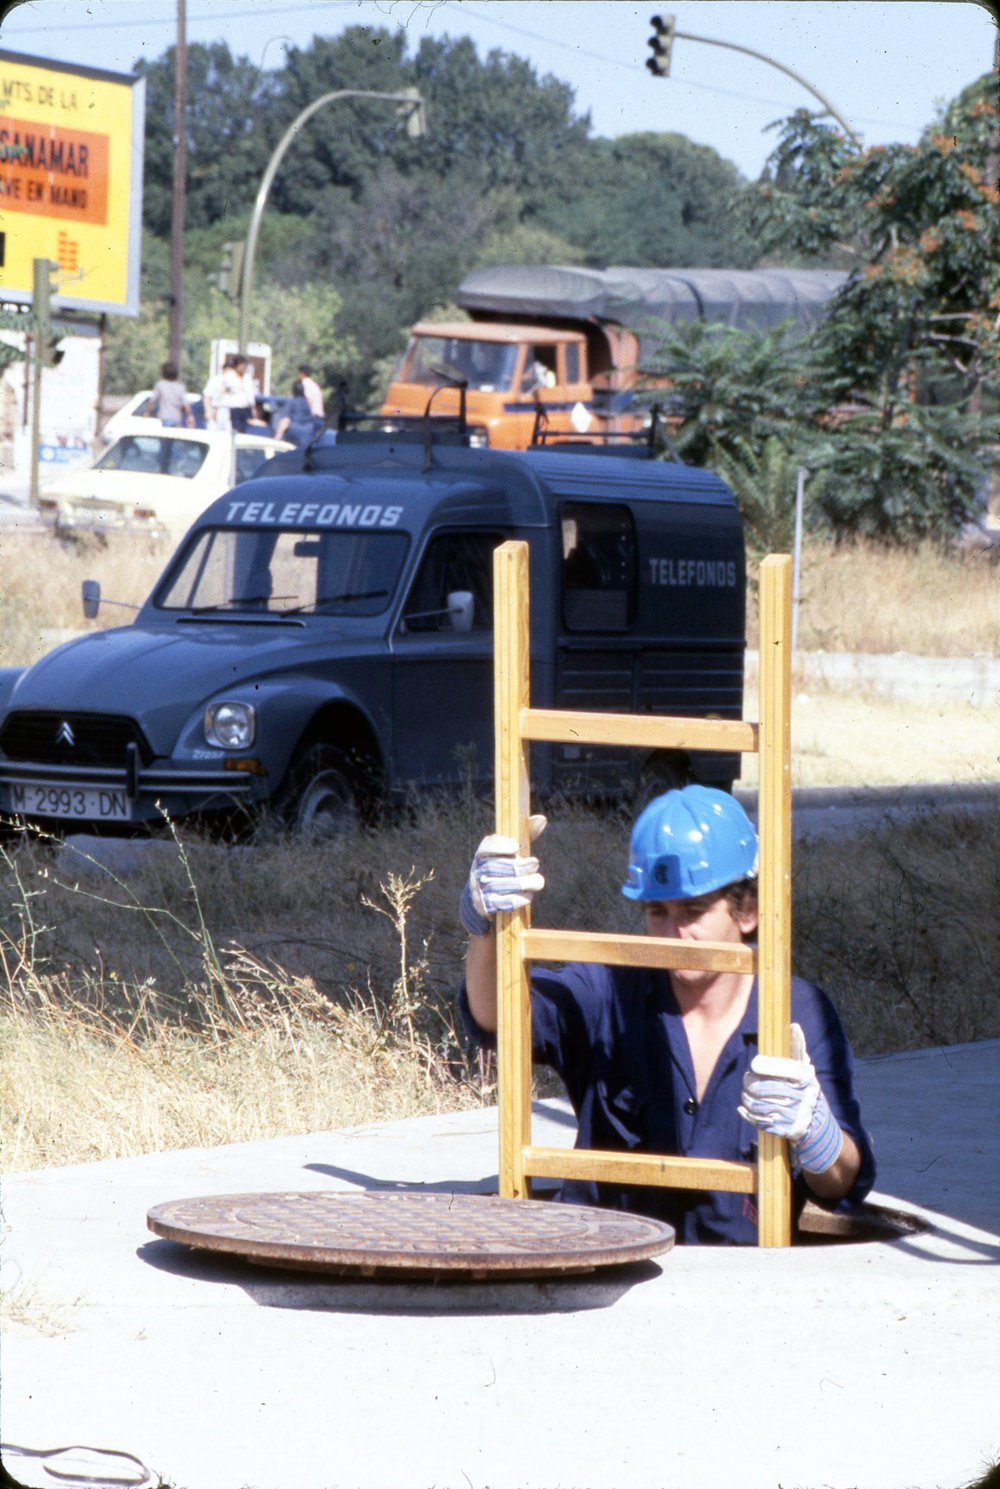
[5,782,130,821]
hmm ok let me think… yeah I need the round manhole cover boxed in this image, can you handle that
[147,1190,674,1278]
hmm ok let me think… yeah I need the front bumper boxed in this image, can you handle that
[0,757,258,827]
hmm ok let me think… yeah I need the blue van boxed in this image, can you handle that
[0,436,745,837]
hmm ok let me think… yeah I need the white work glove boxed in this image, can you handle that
[738,1022,844,1175]
[459,816,547,936]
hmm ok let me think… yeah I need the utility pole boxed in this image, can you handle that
[645,14,861,149]
[169,0,187,367]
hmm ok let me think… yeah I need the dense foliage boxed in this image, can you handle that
[643,76,999,544]
[118,26,760,404]
[115,26,997,544]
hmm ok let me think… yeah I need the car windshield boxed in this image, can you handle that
[155,526,409,617]
[397,335,519,392]
[96,434,208,479]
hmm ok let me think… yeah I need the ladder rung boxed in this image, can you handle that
[521,707,759,754]
[524,1145,757,1194]
[521,928,755,974]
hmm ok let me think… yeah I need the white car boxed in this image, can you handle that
[39,427,293,543]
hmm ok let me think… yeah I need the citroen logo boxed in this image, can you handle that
[56,720,75,747]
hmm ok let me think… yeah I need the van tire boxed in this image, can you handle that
[276,744,361,839]
[635,749,692,806]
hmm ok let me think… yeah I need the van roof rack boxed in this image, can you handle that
[529,402,683,462]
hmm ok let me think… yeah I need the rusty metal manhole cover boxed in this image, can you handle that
[147,1191,674,1279]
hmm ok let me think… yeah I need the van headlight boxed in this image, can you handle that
[204,701,256,749]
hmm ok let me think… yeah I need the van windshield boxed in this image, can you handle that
[398,335,519,392]
[155,527,409,617]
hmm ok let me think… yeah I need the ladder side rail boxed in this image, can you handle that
[756,555,794,1246]
[494,541,534,1198]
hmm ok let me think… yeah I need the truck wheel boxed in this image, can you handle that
[278,745,360,839]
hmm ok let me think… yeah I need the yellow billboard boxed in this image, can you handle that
[0,51,144,314]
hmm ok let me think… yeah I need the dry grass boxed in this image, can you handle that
[0,529,997,668]
[1,794,997,1172]
[0,531,996,1173]
[0,528,167,667]
[746,539,999,655]
[741,683,999,789]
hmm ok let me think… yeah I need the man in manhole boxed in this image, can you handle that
[458,786,875,1244]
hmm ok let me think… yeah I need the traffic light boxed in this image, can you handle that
[209,240,245,299]
[646,14,675,77]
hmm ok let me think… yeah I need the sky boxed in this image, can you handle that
[0,0,996,180]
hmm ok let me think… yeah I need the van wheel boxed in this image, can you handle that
[635,749,692,806]
[277,745,361,839]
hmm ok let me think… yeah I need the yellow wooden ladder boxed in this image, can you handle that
[492,541,794,1247]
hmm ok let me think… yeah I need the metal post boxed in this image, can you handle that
[238,88,426,353]
[169,0,187,367]
[792,467,806,655]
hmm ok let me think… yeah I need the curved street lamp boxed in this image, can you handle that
[238,87,426,354]
[646,18,861,150]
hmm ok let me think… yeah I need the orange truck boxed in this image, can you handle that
[380,264,847,450]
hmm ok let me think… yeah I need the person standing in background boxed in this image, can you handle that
[149,362,194,428]
[297,364,325,421]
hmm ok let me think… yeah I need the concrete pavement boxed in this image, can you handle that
[2,1040,998,1489]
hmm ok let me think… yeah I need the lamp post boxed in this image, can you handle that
[238,87,426,354]
[646,15,861,149]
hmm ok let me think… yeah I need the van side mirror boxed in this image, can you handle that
[447,590,474,633]
[82,579,101,619]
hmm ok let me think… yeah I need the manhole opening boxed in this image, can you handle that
[797,1199,929,1245]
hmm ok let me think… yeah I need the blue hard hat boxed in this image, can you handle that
[621,785,758,901]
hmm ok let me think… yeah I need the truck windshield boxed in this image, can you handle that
[398,335,519,392]
[155,527,409,617]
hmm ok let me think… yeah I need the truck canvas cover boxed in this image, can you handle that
[456,264,849,345]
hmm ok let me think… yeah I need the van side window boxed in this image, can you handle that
[402,531,500,633]
[561,502,637,631]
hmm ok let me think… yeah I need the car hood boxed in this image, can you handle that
[44,469,209,502]
[4,623,377,752]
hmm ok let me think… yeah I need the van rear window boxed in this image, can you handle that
[561,502,637,632]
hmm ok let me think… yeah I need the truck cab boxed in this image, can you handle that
[0,436,746,838]
[380,322,633,450]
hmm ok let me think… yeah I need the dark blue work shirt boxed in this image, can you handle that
[458,966,875,1244]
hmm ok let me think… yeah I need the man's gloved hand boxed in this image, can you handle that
[459,815,547,937]
[738,1022,844,1174]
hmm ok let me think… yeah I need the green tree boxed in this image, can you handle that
[641,319,815,467]
[182,281,358,401]
[638,318,822,551]
[136,43,275,235]
[541,132,760,268]
[266,28,412,217]
[734,79,1000,540]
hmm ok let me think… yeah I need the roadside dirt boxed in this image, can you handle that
[739,682,999,790]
